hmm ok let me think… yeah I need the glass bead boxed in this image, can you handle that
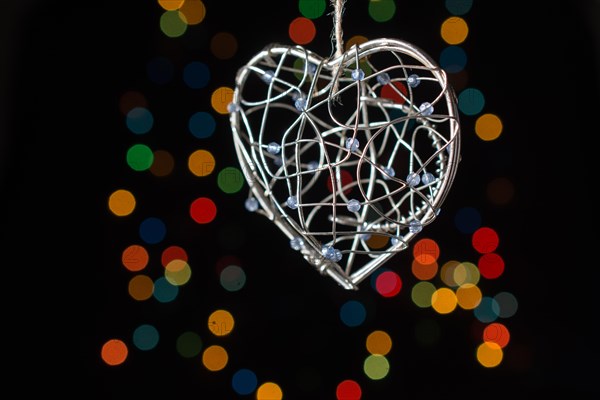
[332,249,342,262]
[407,74,420,88]
[377,72,391,85]
[294,97,307,111]
[227,102,239,113]
[407,172,420,187]
[409,220,423,233]
[286,195,298,209]
[345,137,359,152]
[267,142,281,154]
[382,166,395,180]
[261,70,275,84]
[347,199,361,212]
[419,102,434,116]
[422,172,435,185]
[244,198,259,212]
[352,68,365,81]
[307,160,319,172]
[322,245,335,259]
[290,237,304,251]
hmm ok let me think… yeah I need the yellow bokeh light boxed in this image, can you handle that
[211,86,234,114]
[431,287,458,314]
[202,345,228,371]
[366,330,392,356]
[157,0,184,11]
[108,189,136,217]
[476,341,503,368]
[188,149,215,177]
[475,113,503,141]
[456,283,482,310]
[179,0,206,25]
[128,275,154,301]
[256,382,283,400]
[208,309,234,336]
[440,16,469,45]
[345,35,368,51]
[164,260,192,286]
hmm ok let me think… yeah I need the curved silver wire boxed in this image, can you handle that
[230,38,461,290]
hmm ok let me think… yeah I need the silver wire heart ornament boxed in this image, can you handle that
[229,38,461,289]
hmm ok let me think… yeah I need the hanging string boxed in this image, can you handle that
[331,0,346,59]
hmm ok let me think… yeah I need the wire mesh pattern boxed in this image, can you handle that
[229,38,461,289]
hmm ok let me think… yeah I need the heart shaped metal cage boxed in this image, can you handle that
[229,38,461,290]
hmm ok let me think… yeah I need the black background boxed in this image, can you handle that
[2,0,599,398]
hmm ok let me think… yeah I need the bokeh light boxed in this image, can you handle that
[178,0,206,25]
[128,275,154,301]
[363,355,390,380]
[211,86,234,114]
[366,330,392,356]
[139,217,167,244]
[340,300,367,327]
[289,17,316,45]
[445,0,473,15]
[440,16,469,45]
[161,245,188,266]
[183,61,210,89]
[202,345,228,371]
[473,296,500,323]
[411,281,436,308]
[299,0,327,19]
[411,259,438,281]
[476,341,503,368]
[256,382,283,400]
[109,189,136,217]
[188,149,215,177]
[375,271,402,297]
[208,309,234,336]
[159,10,187,37]
[494,292,518,318]
[122,244,149,272]
[475,113,503,141]
[132,324,159,351]
[150,149,175,177]
[126,144,154,172]
[413,238,440,264]
[431,287,458,314]
[478,253,504,279]
[153,276,179,302]
[157,0,184,11]
[220,265,247,292]
[456,283,482,310]
[232,368,258,395]
[472,227,499,254]
[368,0,396,22]
[458,87,485,115]
[176,331,203,358]
[164,259,192,286]
[119,90,147,115]
[190,196,217,224]
[189,111,216,139]
[101,339,128,366]
[336,379,362,400]
[126,106,154,134]
[440,45,467,73]
[210,32,238,59]
[483,322,510,348]
[217,167,244,194]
